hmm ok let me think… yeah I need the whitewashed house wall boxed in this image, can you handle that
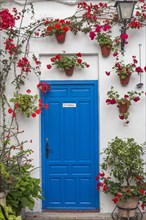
[2,0,146,213]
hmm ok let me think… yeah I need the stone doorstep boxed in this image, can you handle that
[24,212,146,220]
[24,212,113,220]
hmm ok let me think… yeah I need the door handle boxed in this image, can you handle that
[46,138,49,159]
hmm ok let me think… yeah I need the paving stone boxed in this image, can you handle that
[24,212,146,220]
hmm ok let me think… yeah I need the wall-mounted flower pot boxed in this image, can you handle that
[55,31,66,43]
[119,72,131,85]
[118,99,129,114]
[100,45,111,57]
[64,66,74,76]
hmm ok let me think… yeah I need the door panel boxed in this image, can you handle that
[41,81,99,210]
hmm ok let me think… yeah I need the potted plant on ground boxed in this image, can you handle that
[47,52,90,76]
[106,86,144,123]
[96,136,146,217]
[42,18,70,43]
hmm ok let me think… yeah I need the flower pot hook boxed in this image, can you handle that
[136,44,143,88]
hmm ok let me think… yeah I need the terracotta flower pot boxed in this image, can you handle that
[64,66,74,76]
[117,197,139,218]
[118,99,129,114]
[55,31,66,43]
[119,72,131,86]
[100,45,111,57]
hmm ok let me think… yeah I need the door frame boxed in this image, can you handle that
[41,80,99,210]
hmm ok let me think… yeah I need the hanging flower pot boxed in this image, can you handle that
[119,72,131,85]
[118,98,129,114]
[64,66,74,76]
[55,31,66,43]
[117,197,139,218]
[100,45,111,57]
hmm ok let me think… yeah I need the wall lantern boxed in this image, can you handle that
[114,0,137,53]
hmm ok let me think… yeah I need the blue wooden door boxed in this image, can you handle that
[41,80,99,210]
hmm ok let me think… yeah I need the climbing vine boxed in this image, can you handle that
[0,0,146,215]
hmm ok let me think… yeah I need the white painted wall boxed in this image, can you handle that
[2,0,146,213]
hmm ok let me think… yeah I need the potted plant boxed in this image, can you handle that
[47,52,90,76]
[7,164,43,217]
[89,23,113,57]
[106,86,144,123]
[96,33,113,57]
[106,56,146,85]
[96,136,146,217]
[42,18,70,43]
[9,90,48,118]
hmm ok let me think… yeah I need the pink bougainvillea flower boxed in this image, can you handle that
[113,52,118,57]
[0,9,15,30]
[119,115,124,120]
[44,104,49,110]
[50,57,56,62]
[120,33,128,40]
[103,24,111,31]
[105,71,110,76]
[17,57,31,72]
[76,52,82,57]
[106,98,116,105]
[37,82,51,93]
[139,188,145,194]
[89,31,96,40]
[135,66,143,73]
[47,64,52,69]
[85,64,90,68]
[4,38,17,55]
[116,193,123,198]
[8,108,13,114]
[99,172,105,177]
[112,197,118,203]
[55,54,61,60]
[141,203,145,210]
[35,109,42,114]
[12,112,16,117]
[133,97,140,102]
[95,24,102,33]
[77,59,82,64]
[26,89,31,94]
[31,113,36,118]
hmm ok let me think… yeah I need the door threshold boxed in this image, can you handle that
[42,210,100,212]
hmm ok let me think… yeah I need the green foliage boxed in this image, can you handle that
[97,33,113,47]
[49,53,89,70]
[0,163,16,192]
[97,137,146,203]
[10,93,38,117]
[7,166,43,216]
[102,137,145,184]
[0,204,21,220]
